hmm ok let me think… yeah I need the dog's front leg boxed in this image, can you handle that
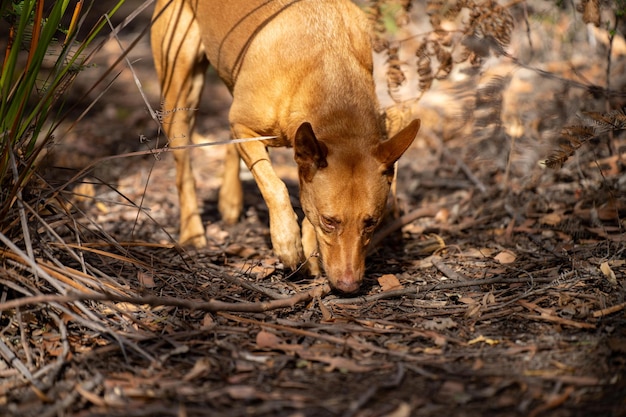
[302,217,320,276]
[232,124,304,270]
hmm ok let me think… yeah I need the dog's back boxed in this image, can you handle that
[190,0,380,146]
[193,0,373,91]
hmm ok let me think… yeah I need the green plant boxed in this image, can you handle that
[0,0,124,224]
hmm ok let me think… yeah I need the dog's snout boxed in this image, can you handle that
[334,280,360,293]
[330,271,362,294]
[319,240,367,293]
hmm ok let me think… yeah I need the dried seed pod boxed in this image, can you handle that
[580,0,601,27]
[416,41,434,92]
[434,42,453,79]
[386,46,406,102]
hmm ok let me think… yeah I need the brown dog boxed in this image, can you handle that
[151,0,420,293]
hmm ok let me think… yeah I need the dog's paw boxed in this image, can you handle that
[180,234,207,248]
[270,214,304,270]
[179,219,207,248]
[274,240,304,271]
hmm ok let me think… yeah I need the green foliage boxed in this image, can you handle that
[0,0,124,222]
[616,0,626,17]
[379,2,406,34]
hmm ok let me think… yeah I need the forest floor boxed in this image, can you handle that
[1,1,625,416]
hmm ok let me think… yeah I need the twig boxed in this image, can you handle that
[518,300,595,329]
[327,275,556,305]
[53,136,277,198]
[105,13,160,128]
[528,385,575,417]
[8,151,38,284]
[431,256,469,281]
[442,146,488,194]
[370,205,439,250]
[344,363,405,417]
[0,284,332,313]
[0,336,48,397]
[219,313,429,362]
[40,374,103,417]
[520,313,595,329]
[16,309,33,368]
[0,234,70,295]
[604,15,619,113]
[220,272,290,300]
[33,311,70,390]
[0,240,155,362]
[592,301,626,318]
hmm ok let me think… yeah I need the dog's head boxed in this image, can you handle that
[294,119,420,293]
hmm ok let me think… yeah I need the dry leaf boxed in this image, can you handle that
[225,243,257,258]
[439,380,465,396]
[460,248,496,258]
[434,208,449,223]
[318,297,333,321]
[600,262,618,286]
[378,274,403,291]
[465,302,483,318]
[137,270,156,288]
[223,385,263,400]
[256,330,282,348]
[183,358,212,381]
[72,182,95,202]
[71,182,108,213]
[472,358,485,371]
[202,314,214,328]
[206,223,229,244]
[494,250,516,264]
[230,261,275,279]
[113,302,140,313]
[468,335,500,346]
[539,212,562,226]
[482,291,496,305]
[422,317,457,330]
[385,402,412,417]
[318,355,379,373]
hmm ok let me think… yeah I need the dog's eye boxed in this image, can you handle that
[320,216,339,232]
[363,217,379,234]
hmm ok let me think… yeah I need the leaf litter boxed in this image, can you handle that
[1,1,626,417]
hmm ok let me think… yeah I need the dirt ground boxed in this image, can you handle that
[1,1,626,416]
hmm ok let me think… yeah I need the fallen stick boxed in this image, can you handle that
[0,283,331,313]
[369,205,439,250]
[327,275,556,305]
[592,301,626,318]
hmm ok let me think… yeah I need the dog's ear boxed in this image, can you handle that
[294,122,328,182]
[375,119,420,168]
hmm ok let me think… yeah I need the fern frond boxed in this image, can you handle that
[545,122,602,169]
[583,108,626,132]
